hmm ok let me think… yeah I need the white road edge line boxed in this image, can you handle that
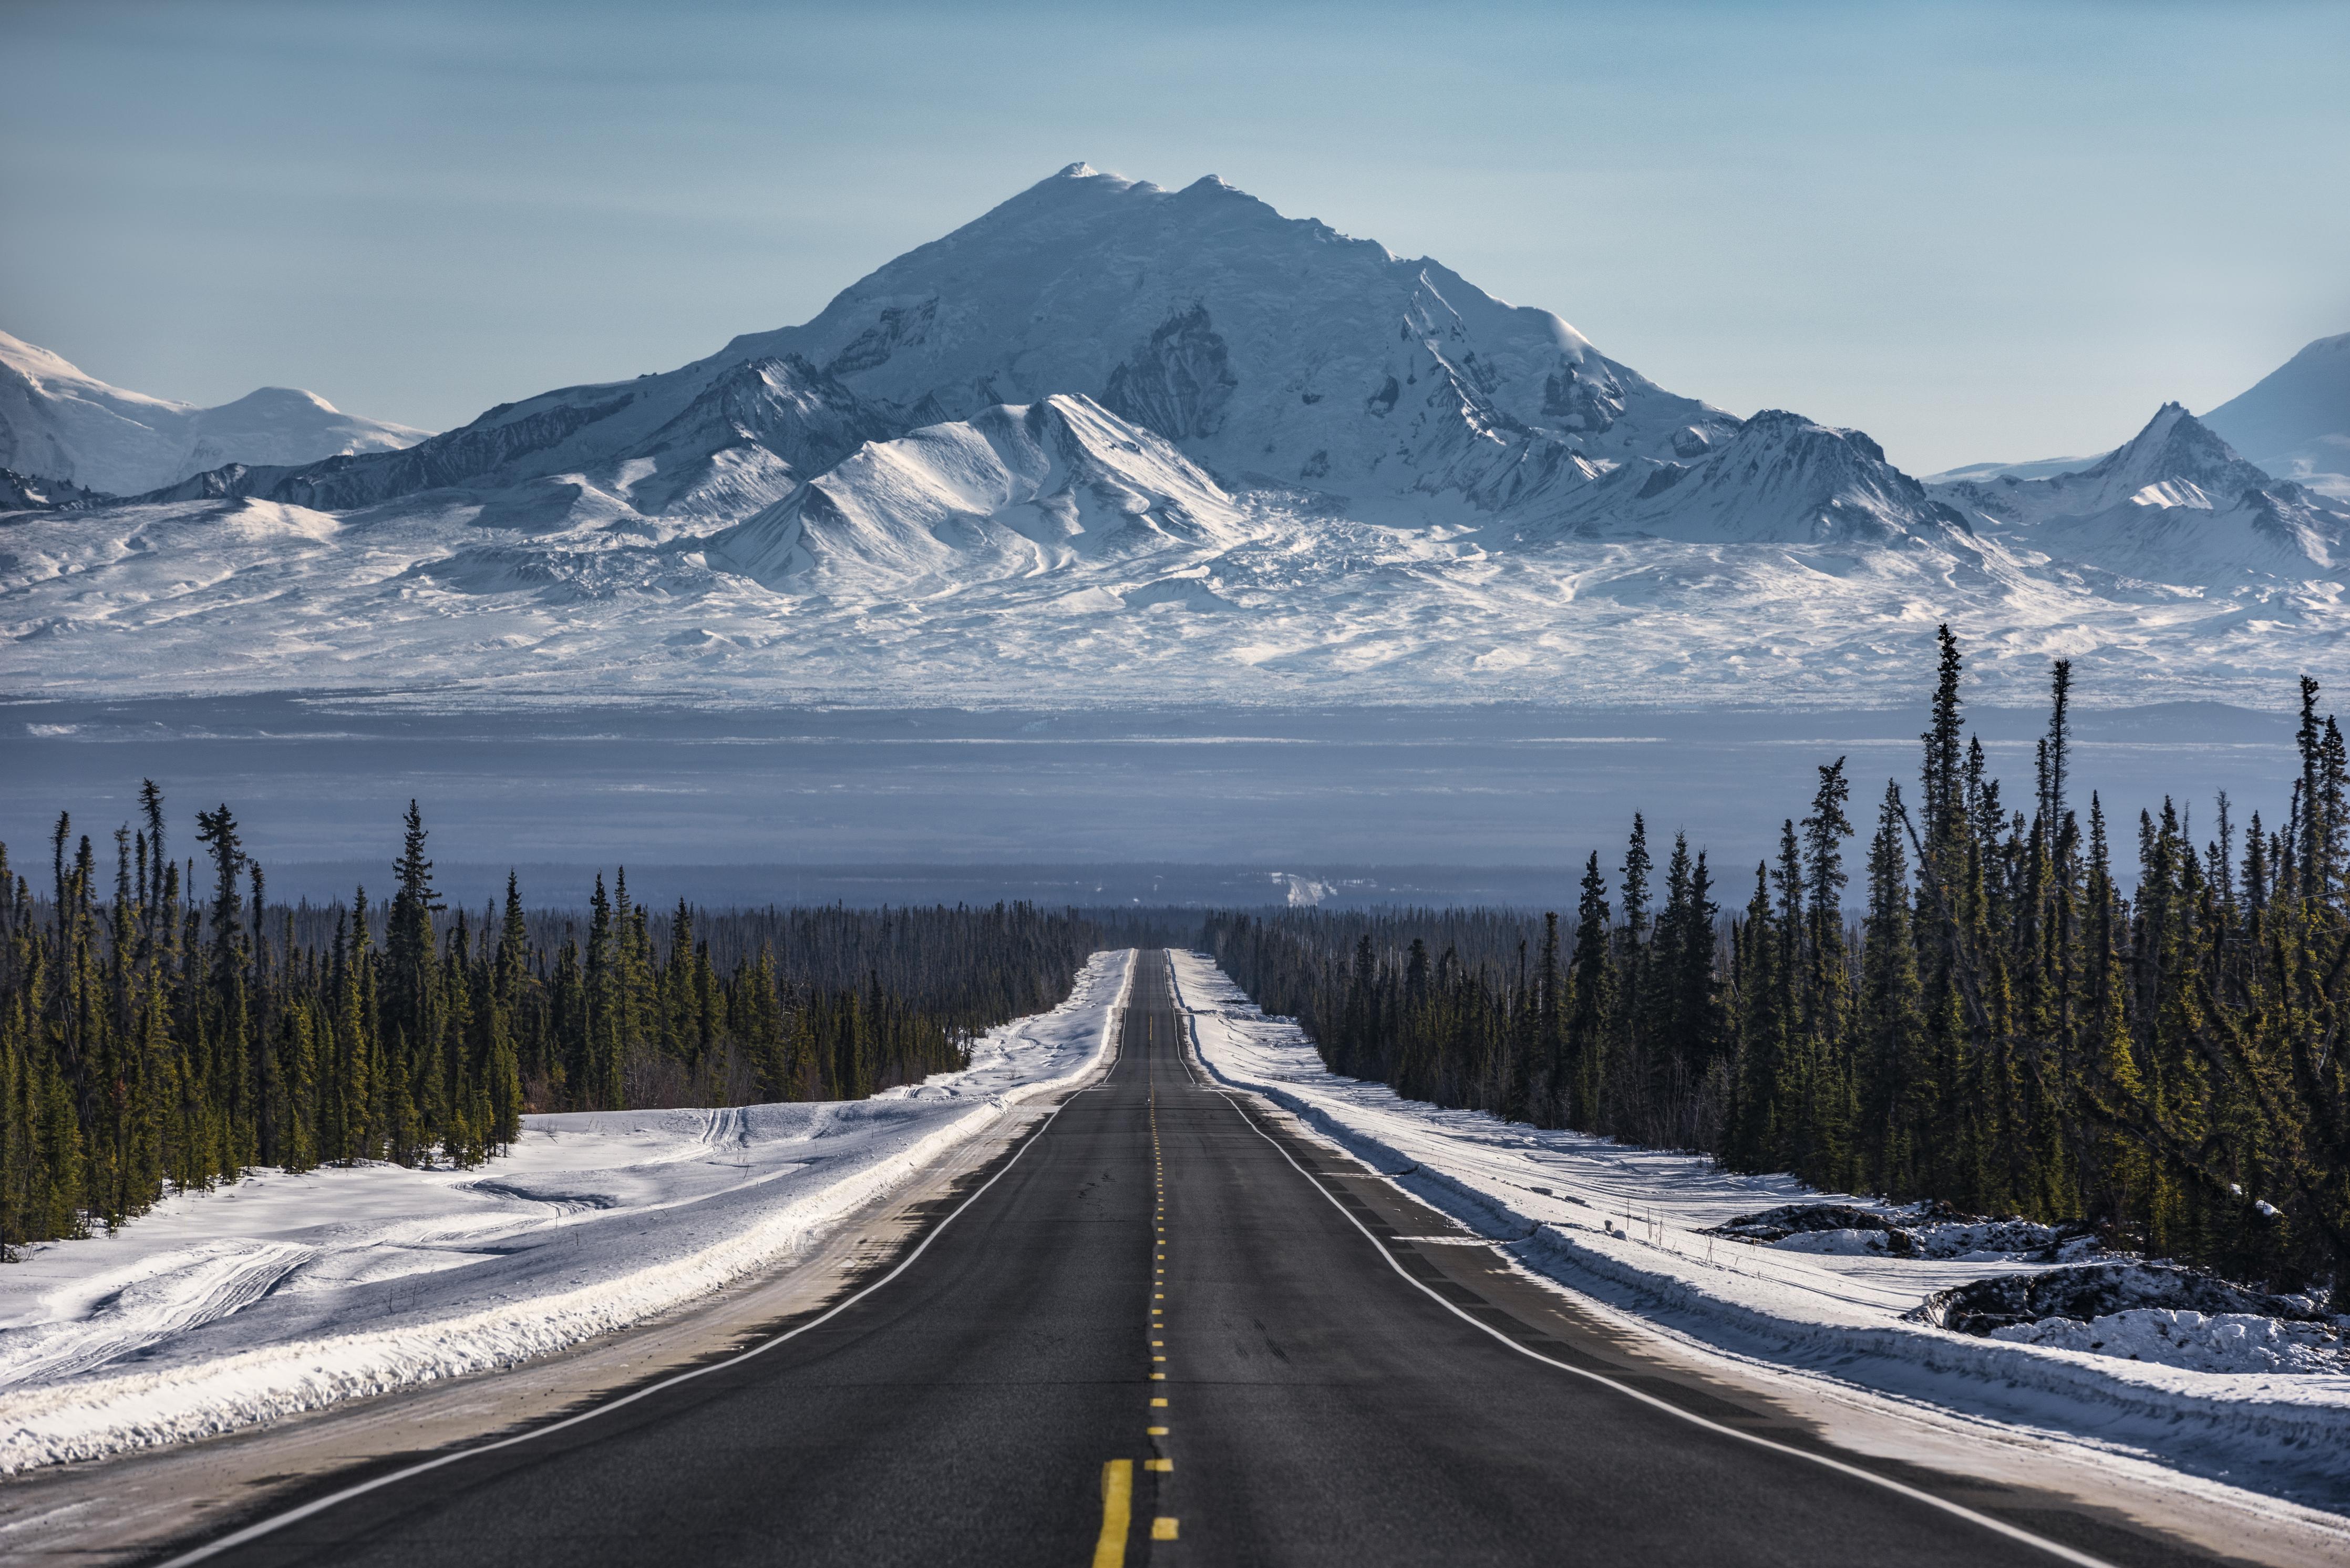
[149,984,1135,1568]
[1164,956,2123,1568]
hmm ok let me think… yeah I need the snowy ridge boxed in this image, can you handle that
[717,163,1739,519]
[112,164,1736,534]
[0,329,428,497]
[0,950,1133,1472]
[4,468,2335,707]
[1532,408,1976,546]
[5,169,2349,705]
[1930,404,2349,581]
[708,395,1249,586]
[2204,332,2350,502]
[1170,952,2350,1510]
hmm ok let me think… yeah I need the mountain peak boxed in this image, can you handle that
[0,327,426,493]
[2202,329,2350,501]
[2092,401,2249,487]
[115,167,1756,539]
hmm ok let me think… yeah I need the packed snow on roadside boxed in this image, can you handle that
[0,950,1133,1472]
[1169,951,2350,1509]
[1990,1311,2345,1375]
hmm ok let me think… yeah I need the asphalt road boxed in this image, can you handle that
[158,951,2222,1568]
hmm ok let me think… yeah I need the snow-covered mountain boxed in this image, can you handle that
[707,395,1251,589]
[2,167,2344,708]
[1529,409,1973,546]
[2202,332,2350,502]
[133,165,1949,544]
[0,330,429,497]
[1928,404,2348,580]
[718,164,1744,525]
[1931,333,2350,503]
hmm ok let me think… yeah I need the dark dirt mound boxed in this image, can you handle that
[1906,1262,2328,1336]
[1707,1203,1913,1251]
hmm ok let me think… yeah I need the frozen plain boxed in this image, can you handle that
[0,950,1132,1473]
[0,693,2305,909]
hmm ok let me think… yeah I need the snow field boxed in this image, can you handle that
[0,949,1135,1473]
[1168,950,2350,1510]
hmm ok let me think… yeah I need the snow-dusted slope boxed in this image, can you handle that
[5,167,2348,707]
[161,351,894,533]
[0,952,1132,1470]
[1930,404,2349,580]
[722,164,1739,521]
[0,330,429,496]
[1534,409,1974,546]
[135,166,1750,536]
[708,395,1250,587]
[62,166,1982,556]
[14,449,2330,708]
[2203,332,2350,502]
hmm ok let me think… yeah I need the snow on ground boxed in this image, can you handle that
[5,483,2342,710]
[1991,1311,2346,1375]
[1170,951,2350,1511]
[0,950,1133,1472]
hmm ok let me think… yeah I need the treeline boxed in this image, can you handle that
[0,795,1100,1250]
[1208,632,2350,1294]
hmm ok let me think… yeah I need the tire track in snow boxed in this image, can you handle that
[0,1244,314,1389]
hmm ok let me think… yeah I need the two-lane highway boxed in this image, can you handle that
[158,951,2217,1567]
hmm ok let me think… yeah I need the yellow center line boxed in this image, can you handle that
[1152,1518,1180,1541]
[1094,1459,1133,1568]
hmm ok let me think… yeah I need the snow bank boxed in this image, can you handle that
[1991,1312,2346,1376]
[1170,951,2350,1509]
[0,950,1133,1472]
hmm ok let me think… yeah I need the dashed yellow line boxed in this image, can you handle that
[1135,960,1186,1555]
[1093,1459,1133,1568]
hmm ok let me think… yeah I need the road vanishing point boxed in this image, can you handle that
[151,951,2227,1568]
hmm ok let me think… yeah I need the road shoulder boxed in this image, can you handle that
[0,1082,1091,1566]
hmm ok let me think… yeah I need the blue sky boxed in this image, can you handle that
[3,0,2344,472]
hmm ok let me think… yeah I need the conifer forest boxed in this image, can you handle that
[1208,632,2350,1298]
[7,632,2347,1308]
[0,795,1098,1250]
